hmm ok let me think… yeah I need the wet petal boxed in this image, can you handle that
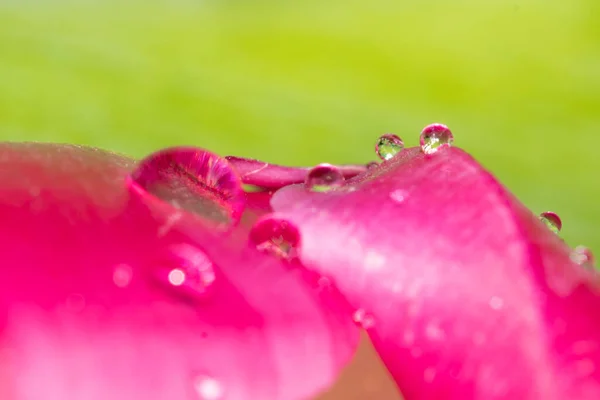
[272,146,600,399]
[226,156,367,190]
[0,143,358,400]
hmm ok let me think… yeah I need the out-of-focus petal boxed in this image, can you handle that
[226,156,367,190]
[272,146,600,399]
[0,143,358,400]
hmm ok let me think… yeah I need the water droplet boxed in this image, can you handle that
[249,216,300,260]
[154,243,216,301]
[539,211,562,234]
[352,308,375,329]
[366,161,379,169]
[129,147,245,224]
[389,189,408,203]
[305,163,344,192]
[194,374,224,400]
[420,123,454,154]
[113,264,133,288]
[375,134,404,161]
[571,246,595,269]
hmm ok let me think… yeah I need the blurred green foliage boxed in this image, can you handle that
[0,0,598,250]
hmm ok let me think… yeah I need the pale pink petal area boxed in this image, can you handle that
[226,156,367,189]
[272,146,600,399]
[0,143,358,400]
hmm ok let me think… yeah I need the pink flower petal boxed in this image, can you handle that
[272,146,600,399]
[226,156,367,190]
[0,143,358,400]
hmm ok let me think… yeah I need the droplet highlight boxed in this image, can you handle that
[352,308,375,329]
[305,163,344,192]
[375,134,404,161]
[249,216,300,260]
[539,211,562,234]
[420,123,454,154]
[194,374,224,400]
[113,264,133,288]
[154,243,216,301]
[571,246,595,269]
[129,147,245,224]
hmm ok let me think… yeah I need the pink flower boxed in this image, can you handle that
[0,125,598,400]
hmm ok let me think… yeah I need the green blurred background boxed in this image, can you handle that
[0,0,598,251]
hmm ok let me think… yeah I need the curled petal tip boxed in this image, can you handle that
[226,156,367,190]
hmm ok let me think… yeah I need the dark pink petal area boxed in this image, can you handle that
[226,156,367,190]
[272,146,600,399]
[0,143,358,400]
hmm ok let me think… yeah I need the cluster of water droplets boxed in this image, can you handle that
[372,123,455,166]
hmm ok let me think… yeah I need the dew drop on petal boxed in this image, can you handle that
[249,216,300,260]
[366,161,379,169]
[128,147,245,224]
[570,246,596,269]
[539,211,562,234]
[375,134,404,161]
[113,264,133,288]
[194,374,224,400]
[420,123,454,155]
[305,163,345,192]
[154,243,216,301]
[389,189,408,203]
[352,308,375,329]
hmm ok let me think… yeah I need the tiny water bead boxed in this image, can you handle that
[420,123,454,155]
[305,163,345,192]
[249,216,300,260]
[194,374,224,400]
[113,264,133,288]
[154,243,216,301]
[129,147,245,225]
[539,211,562,234]
[375,134,404,161]
[570,246,595,268]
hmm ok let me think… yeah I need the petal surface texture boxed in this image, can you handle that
[0,143,358,400]
[272,146,600,400]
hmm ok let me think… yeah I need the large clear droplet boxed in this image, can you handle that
[194,374,224,400]
[375,134,404,161]
[154,243,216,301]
[570,246,595,269]
[539,211,562,234]
[128,147,245,224]
[305,163,345,192]
[420,123,454,155]
[249,216,300,260]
